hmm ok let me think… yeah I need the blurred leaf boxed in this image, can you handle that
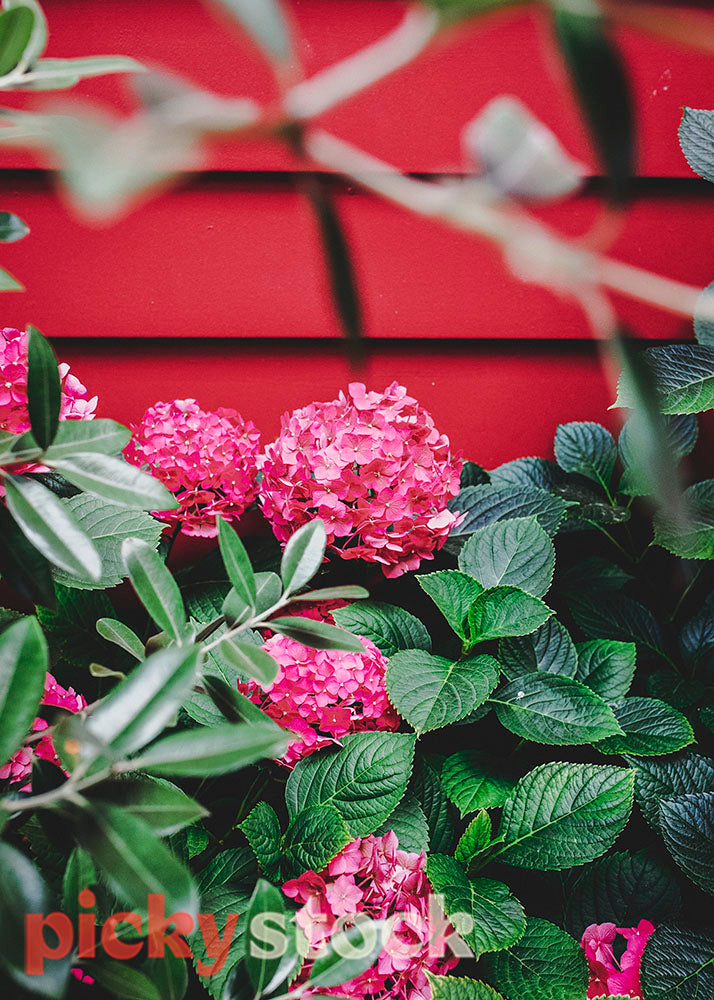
[129,720,289,776]
[39,418,131,460]
[81,960,161,1000]
[0,4,34,76]
[26,325,60,449]
[614,343,714,415]
[18,54,145,90]
[142,953,188,1000]
[213,0,292,63]
[3,473,102,580]
[90,774,208,835]
[0,503,55,605]
[679,107,714,183]
[0,616,47,767]
[0,210,28,241]
[245,879,286,995]
[61,847,96,925]
[551,1,634,201]
[695,280,714,345]
[424,0,520,24]
[654,480,714,558]
[306,920,388,989]
[269,615,364,651]
[0,266,22,289]
[123,537,187,641]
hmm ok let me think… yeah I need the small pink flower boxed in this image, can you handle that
[259,382,461,578]
[581,920,655,999]
[124,399,260,537]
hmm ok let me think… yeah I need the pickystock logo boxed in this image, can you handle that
[24,890,473,976]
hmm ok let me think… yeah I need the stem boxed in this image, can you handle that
[670,566,703,623]
[194,615,227,644]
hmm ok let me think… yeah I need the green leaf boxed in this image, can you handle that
[427,976,505,1000]
[564,849,682,937]
[0,617,47,767]
[411,755,454,854]
[0,504,54,605]
[268,615,364,652]
[285,731,416,837]
[499,619,577,681]
[54,494,163,590]
[282,804,350,878]
[25,326,61,450]
[575,640,636,703]
[448,484,572,539]
[130,720,289,777]
[40,418,131,460]
[467,586,552,644]
[654,480,714,558]
[481,917,588,1000]
[0,5,34,76]
[245,879,286,996]
[614,344,714,415]
[0,841,71,997]
[455,810,492,865]
[142,953,188,1000]
[50,452,177,510]
[0,210,28,242]
[306,920,388,989]
[96,617,145,660]
[497,761,634,869]
[280,519,326,595]
[418,570,483,639]
[426,854,526,960]
[332,600,431,656]
[82,643,201,758]
[641,924,714,1000]
[374,794,429,852]
[123,537,187,641]
[551,5,633,201]
[387,650,499,733]
[202,675,277,728]
[3,0,46,70]
[90,774,208,835]
[81,960,160,1000]
[441,751,515,817]
[218,638,278,686]
[61,847,96,925]
[695,280,714,346]
[289,585,369,602]
[679,107,714,183]
[659,791,714,895]
[492,673,623,746]
[214,0,292,63]
[569,590,663,657]
[458,516,555,599]
[3,473,101,580]
[253,571,282,614]
[72,801,199,917]
[217,517,256,607]
[240,802,283,878]
[554,421,617,488]
[594,697,694,756]
[618,413,698,496]
[626,752,714,829]
[0,266,22,290]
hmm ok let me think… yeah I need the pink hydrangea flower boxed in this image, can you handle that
[259,382,462,578]
[282,832,458,1000]
[581,920,655,999]
[0,327,97,435]
[0,673,86,789]
[239,603,399,767]
[124,398,260,537]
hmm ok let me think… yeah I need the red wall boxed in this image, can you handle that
[2,0,713,464]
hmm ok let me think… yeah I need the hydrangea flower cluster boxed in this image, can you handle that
[0,326,97,434]
[259,382,462,578]
[581,920,655,998]
[283,832,458,1000]
[0,673,86,789]
[124,398,260,537]
[239,603,399,767]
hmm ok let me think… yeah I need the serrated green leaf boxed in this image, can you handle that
[418,570,483,639]
[122,537,187,641]
[481,917,588,1000]
[332,601,431,656]
[659,791,714,895]
[458,517,554,598]
[374,794,429,853]
[619,413,698,496]
[654,480,714,558]
[614,344,714,415]
[491,673,623,746]
[554,421,617,490]
[626,752,714,830]
[448,484,572,539]
[575,640,636,703]
[499,619,577,681]
[387,650,499,733]
[594,697,694,756]
[679,107,714,183]
[641,924,714,1000]
[496,761,634,870]
[441,751,514,817]
[427,975,505,1000]
[130,720,289,777]
[569,590,663,657]
[0,617,47,768]
[468,586,552,644]
[426,854,526,959]
[240,802,282,878]
[695,280,714,346]
[455,810,492,865]
[411,755,454,854]
[282,804,350,878]
[285,732,416,837]
[564,849,682,937]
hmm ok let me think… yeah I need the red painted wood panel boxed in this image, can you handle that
[1,175,711,341]
[0,0,712,177]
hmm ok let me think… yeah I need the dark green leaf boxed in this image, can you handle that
[441,751,514,817]
[467,586,553,644]
[554,420,617,488]
[0,5,35,77]
[374,794,429,852]
[240,802,282,878]
[418,570,483,639]
[626,752,714,829]
[82,960,161,1000]
[448,484,572,539]
[332,600,431,656]
[282,804,350,878]
[641,924,714,1000]
[659,791,714,895]
[481,917,588,1000]
[0,503,54,605]
[0,616,47,768]
[575,639,636,703]
[594,697,694,756]
[499,619,577,681]
[244,879,286,995]
[26,326,61,450]
[455,810,492,866]
[679,107,714,183]
[411,755,454,854]
[614,344,714,415]
[458,516,555,598]
[90,774,208,835]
